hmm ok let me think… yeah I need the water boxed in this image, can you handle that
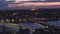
[47,20,60,29]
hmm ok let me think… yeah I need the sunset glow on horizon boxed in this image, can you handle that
[8,2,60,7]
[15,0,45,3]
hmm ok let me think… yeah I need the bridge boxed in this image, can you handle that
[0,22,46,32]
[0,21,60,34]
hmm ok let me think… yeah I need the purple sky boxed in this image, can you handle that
[0,1,60,10]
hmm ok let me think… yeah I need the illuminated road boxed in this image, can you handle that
[0,23,20,31]
[0,22,46,31]
[0,23,19,27]
[0,21,60,31]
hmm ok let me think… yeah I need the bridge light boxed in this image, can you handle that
[12,19,14,22]
[1,19,4,23]
[19,19,21,21]
[13,13,16,15]
[6,19,10,22]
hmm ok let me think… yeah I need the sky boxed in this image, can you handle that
[0,0,60,2]
[0,0,60,10]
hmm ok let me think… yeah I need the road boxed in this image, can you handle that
[0,23,20,32]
